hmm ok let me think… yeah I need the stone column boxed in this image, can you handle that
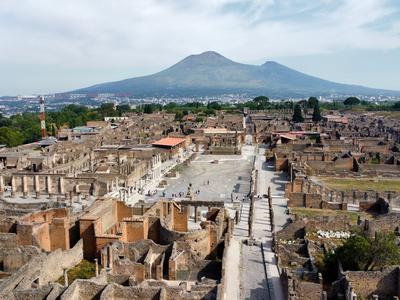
[194,206,198,223]
[63,268,68,287]
[248,196,254,237]
[22,176,28,198]
[59,177,65,195]
[0,175,4,197]
[11,176,16,197]
[107,245,113,271]
[46,176,53,198]
[34,175,40,198]
[94,258,99,277]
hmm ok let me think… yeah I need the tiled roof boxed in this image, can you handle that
[152,137,185,147]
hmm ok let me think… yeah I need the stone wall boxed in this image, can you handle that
[285,177,400,210]
[0,239,83,295]
[343,267,400,299]
[280,268,324,300]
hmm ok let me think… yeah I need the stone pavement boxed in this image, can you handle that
[224,237,241,300]
[227,143,279,300]
[234,144,285,300]
[255,146,285,300]
[157,153,253,203]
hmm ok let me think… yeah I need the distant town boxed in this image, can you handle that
[1,92,399,116]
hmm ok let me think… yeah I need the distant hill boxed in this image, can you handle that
[73,51,400,97]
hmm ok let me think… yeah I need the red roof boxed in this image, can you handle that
[152,137,185,147]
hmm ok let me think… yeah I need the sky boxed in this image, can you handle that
[0,0,399,95]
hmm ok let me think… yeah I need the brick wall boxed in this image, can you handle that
[171,204,188,232]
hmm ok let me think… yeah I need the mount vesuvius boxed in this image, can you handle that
[73,51,399,97]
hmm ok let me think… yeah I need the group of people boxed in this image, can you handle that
[169,189,202,198]
[171,191,185,198]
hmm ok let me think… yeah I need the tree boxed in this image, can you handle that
[253,96,269,102]
[307,97,319,108]
[343,97,360,106]
[98,103,117,117]
[292,104,304,123]
[365,232,400,271]
[116,104,131,116]
[298,99,308,108]
[324,232,400,274]
[253,96,269,109]
[143,104,155,114]
[174,111,183,121]
[164,102,178,111]
[312,102,322,122]
[207,101,221,110]
[0,127,24,147]
[393,101,400,111]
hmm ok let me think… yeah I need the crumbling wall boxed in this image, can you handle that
[159,223,210,259]
[281,268,323,300]
[344,267,400,299]
[60,279,105,300]
[0,239,83,295]
[99,283,160,300]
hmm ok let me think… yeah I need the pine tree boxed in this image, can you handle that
[292,104,304,123]
[307,97,319,108]
[312,102,322,122]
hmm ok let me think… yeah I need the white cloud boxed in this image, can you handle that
[0,0,399,93]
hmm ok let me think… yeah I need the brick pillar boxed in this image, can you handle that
[34,175,40,198]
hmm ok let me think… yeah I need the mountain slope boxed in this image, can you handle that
[73,51,399,97]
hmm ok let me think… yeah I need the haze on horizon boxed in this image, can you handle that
[0,0,399,95]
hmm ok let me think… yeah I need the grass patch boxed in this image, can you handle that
[321,178,400,193]
[57,260,96,285]
[290,207,370,225]
[372,111,400,118]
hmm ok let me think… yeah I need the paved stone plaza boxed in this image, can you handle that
[157,153,254,202]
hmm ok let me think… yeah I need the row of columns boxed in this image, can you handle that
[2,175,66,199]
